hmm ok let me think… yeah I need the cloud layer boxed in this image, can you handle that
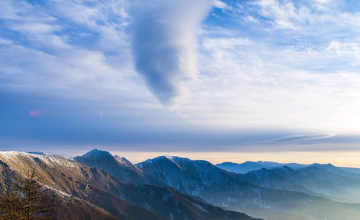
[130,0,213,106]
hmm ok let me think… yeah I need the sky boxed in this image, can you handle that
[1,0,360,167]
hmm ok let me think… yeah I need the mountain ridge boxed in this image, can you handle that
[0,150,262,220]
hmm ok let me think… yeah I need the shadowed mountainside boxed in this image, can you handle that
[0,151,261,220]
[136,155,360,220]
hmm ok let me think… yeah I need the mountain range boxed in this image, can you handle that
[216,161,360,175]
[0,150,261,220]
[1,149,360,220]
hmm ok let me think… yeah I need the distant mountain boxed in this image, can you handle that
[217,161,360,178]
[138,156,360,220]
[216,161,282,174]
[0,151,261,220]
[236,168,316,195]
[271,165,360,203]
[312,163,360,179]
[239,164,360,203]
[216,161,307,174]
[341,167,360,174]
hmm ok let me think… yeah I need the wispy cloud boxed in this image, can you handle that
[268,133,336,143]
[180,0,360,132]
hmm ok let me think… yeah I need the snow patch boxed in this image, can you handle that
[165,156,183,170]
[0,151,77,169]
[192,203,209,213]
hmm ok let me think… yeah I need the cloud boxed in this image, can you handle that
[328,41,360,65]
[130,0,213,107]
[191,34,360,131]
[184,0,360,132]
[247,0,312,30]
[214,0,231,10]
[270,133,336,143]
[241,0,360,36]
[244,133,336,146]
[0,38,12,45]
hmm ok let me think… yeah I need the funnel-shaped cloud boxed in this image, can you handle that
[131,0,213,106]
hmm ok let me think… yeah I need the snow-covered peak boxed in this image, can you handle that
[28,151,50,156]
[165,155,174,160]
[0,151,77,168]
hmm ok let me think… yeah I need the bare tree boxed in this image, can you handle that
[0,191,25,220]
[0,168,56,220]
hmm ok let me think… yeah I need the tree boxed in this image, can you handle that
[0,191,25,220]
[0,168,56,220]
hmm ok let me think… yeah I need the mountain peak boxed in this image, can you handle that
[81,149,112,159]
[73,149,116,166]
[73,149,148,185]
[143,155,181,163]
[144,155,211,166]
[142,156,183,168]
[310,163,335,169]
[165,155,175,160]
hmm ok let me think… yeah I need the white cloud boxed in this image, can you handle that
[328,41,360,65]
[0,1,69,49]
[203,37,254,50]
[178,32,360,132]
[243,16,258,23]
[0,0,144,105]
[314,0,330,3]
[11,23,59,34]
[214,0,231,10]
[236,0,360,41]
[0,38,12,45]
[248,0,311,30]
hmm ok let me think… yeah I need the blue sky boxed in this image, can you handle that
[1,0,360,164]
